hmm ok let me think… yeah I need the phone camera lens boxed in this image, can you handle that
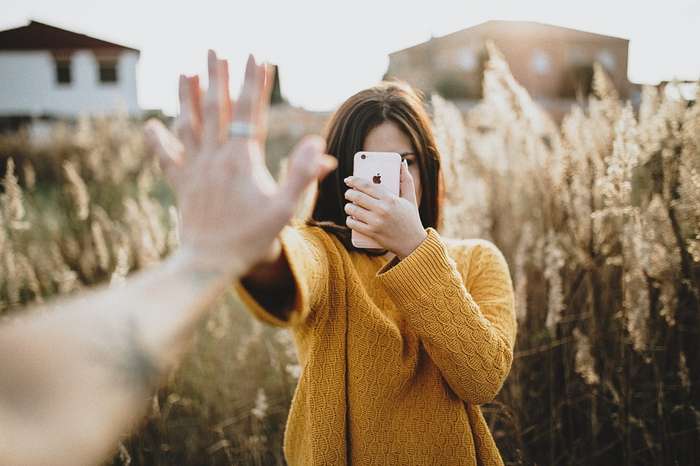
[361,154,366,159]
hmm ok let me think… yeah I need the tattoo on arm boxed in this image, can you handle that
[88,316,161,395]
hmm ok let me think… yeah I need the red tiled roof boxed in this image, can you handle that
[0,20,139,53]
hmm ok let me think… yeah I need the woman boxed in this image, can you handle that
[236,79,517,465]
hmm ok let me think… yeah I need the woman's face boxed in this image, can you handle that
[362,121,422,203]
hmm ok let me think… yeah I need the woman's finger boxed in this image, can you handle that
[202,49,223,151]
[399,159,417,204]
[344,202,374,225]
[346,216,374,236]
[344,188,380,211]
[343,176,388,200]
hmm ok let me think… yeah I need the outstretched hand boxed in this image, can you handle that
[145,50,336,278]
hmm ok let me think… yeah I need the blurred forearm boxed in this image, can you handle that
[0,249,232,466]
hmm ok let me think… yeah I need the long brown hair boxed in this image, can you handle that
[306,80,443,255]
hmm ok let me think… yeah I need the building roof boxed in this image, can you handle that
[0,20,139,53]
[389,20,629,56]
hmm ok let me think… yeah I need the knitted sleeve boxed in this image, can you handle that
[375,227,517,404]
[233,223,330,327]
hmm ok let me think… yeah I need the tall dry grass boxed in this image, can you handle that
[0,46,698,465]
[432,44,699,465]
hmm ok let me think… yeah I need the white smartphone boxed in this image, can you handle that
[350,151,402,249]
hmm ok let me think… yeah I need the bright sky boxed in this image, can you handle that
[1,0,699,114]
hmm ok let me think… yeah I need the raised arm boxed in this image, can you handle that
[343,149,516,405]
[376,232,517,405]
[238,237,296,320]
[0,50,335,466]
[235,221,333,327]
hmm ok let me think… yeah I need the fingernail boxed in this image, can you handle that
[344,176,351,183]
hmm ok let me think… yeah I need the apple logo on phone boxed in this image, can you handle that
[373,173,382,184]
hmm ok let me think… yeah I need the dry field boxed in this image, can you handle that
[1,45,698,465]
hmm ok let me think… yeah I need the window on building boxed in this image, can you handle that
[596,49,616,71]
[435,70,482,100]
[55,59,72,84]
[559,63,595,98]
[531,49,552,75]
[98,60,118,83]
[457,47,477,71]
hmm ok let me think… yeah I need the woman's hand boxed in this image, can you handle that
[145,50,337,278]
[344,160,427,259]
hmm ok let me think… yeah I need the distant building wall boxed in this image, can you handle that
[0,50,140,118]
[386,22,637,101]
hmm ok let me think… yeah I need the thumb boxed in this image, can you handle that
[399,159,417,204]
[317,154,338,180]
[278,135,328,203]
[144,118,184,186]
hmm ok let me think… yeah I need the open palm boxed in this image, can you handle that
[145,50,336,277]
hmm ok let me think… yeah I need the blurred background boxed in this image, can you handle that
[0,1,698,465]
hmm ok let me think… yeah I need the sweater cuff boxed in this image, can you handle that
[233,225,309,327]
[375,227,457,302]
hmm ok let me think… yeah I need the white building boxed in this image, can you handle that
[0,20,140,129]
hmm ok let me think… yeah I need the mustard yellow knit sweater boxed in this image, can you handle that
[234,221,517,466]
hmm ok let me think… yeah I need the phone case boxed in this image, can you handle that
[350,151,402,249]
